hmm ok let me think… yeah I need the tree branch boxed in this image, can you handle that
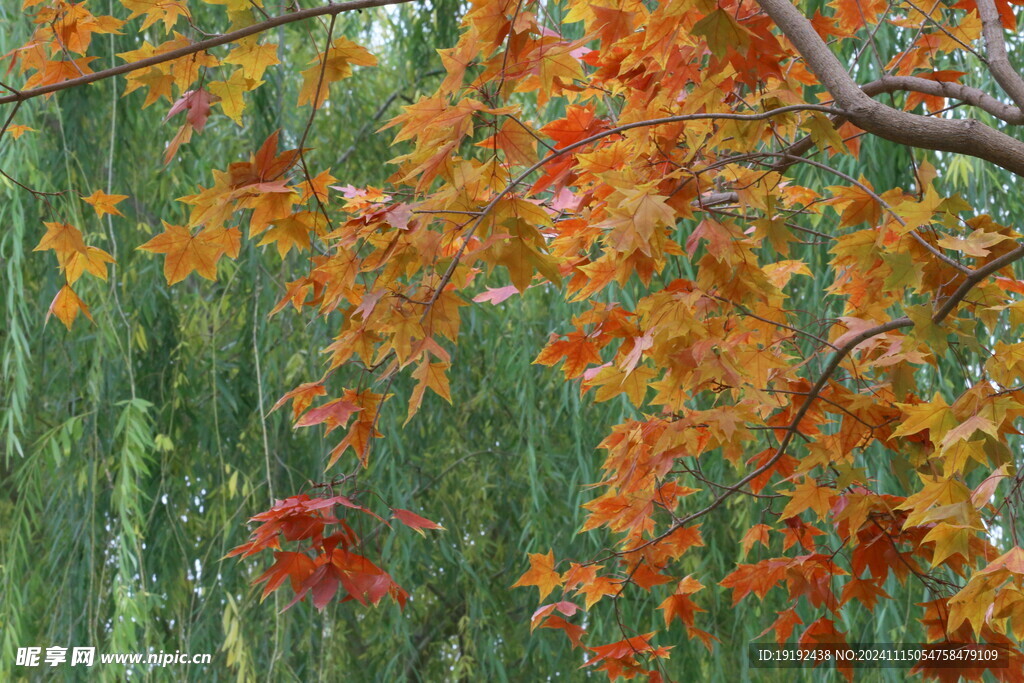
[0,0,416,107]
[628,243,1024,554]
[756,0,1024,177]
[934,244,1024,321]
[775,153,971,275]
[976,0,1024,111]
[861,75,1024,124]
[420,104,850,317]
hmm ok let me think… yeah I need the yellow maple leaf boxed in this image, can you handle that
[223,37,280,81]
[208,71,262,125]
[6,124,36,139]
[138,222,235,284]
[405,360,452,424]
[921,523,973,567]
[779,478,835,521]
[257,212,313,257]
[297,37,376,109]
[64,246,115,283]
[891,393,957,444]
[34,222,87,265]
[121,0,189,32]
[81,189,129,217]
[47,284,92,330]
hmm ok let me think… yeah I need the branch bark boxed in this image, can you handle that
[756,0,1024,177]
[861,76,1024,124]
[977,0,1024,111]
[0,0,416,106]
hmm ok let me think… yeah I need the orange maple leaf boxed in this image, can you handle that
[512,551,562,601]
[47,284,93,330]
[81,189,129,217]
[137,222,239,284]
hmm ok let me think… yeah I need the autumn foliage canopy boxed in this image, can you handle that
[8,0,1024,678]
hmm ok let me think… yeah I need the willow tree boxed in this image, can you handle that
[3,0,1024,680]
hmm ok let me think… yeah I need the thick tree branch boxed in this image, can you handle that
[0,0,416,107]
[861,76,1024,124]
[756,0,1024,177]
[977,0,1024,111]
[771,79,1014,175]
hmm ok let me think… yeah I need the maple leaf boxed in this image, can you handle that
[391,508,445,536]
[137,222,238,284]
[120,0,189,32]
[270,382,327,421]
[939,414,999,453]
[473,284,520,305]
[825,180,882,227]
[971,463,1014,508]
[921,523,975,567]
[839,576,892,609]
[533,331,602,379]
[659,593,706,629]
[123,66,175,108]
[585,633,667,668]
[693,8,752,59]
[223,37,280,81]
[64,246,115,284]
[891,393,958,444]
[538,615,586,648]
[295,398,362,434]
[252,551,316,601]
[530,600,580,630]
[758,607,804,645]
[575,573,619,609]
[475,118,538,167]
[22,57,99,92]
[587,364,657,406]
[298,37,377,109]
[405,360,452,424]
[977,546,1024,577]
[5,124,36,139]
[630,562,673,590]
[163,123,193,165]
[34,222,87,264]
[258,212,314,257]
[740,524,772,556]
[47,284,92,330]
[81,190,128,217]
[209,71,263,126]
[165,88,219,132]
[512,551,562,601]
[659,576,707,628]
[780,478,836,521]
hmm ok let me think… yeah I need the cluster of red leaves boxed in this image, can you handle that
[226,493,442,611]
